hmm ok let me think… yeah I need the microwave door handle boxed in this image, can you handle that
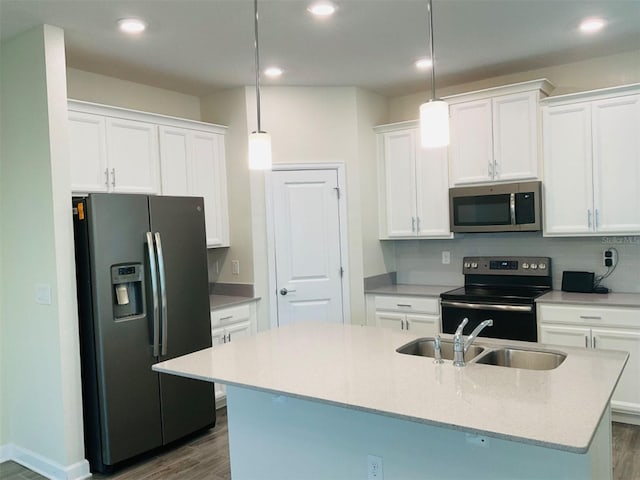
[510,193,516,225]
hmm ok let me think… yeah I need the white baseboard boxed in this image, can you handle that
[1,443,91,480]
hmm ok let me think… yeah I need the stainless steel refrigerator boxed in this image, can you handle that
[72,193,215,473]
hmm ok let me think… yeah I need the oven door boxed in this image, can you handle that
[441,300,537,342]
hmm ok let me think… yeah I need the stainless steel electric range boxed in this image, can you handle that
[440,256,552,342]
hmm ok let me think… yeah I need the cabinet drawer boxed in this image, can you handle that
[374,295,439,314]
[211,304,251,328]
[538,304,640,329]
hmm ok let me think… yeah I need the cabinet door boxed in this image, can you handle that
[375,311,405,331]
[211,327,227,401]
[539,324,591,348]
[450,99,493,185]
[106,118,160,194]
[592,95,640,234]
[382,130,417,236]
[406,314,439,337]
[190,131,229,247]
[68,111,109,193]
[415,145,452,237]
[592,328,640,416]
[542,104,594,235]
[492,91,538,181]
[226,320,252,343]
[158,126,191,196]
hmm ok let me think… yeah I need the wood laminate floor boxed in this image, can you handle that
[1,415,639,479]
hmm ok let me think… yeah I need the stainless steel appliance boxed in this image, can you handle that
[440,256,552,342]
[72,194,215,473]
[449,181,541,233]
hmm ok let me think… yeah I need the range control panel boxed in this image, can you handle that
[462,256,551,276]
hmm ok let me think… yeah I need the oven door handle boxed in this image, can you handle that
[510,193,516,225]
[441,300,532,313]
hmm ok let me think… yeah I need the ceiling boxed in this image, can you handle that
[1,0,639,97]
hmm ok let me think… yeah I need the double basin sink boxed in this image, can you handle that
[397,337,566,370]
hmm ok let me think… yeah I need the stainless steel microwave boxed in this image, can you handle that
[449,181,541,233]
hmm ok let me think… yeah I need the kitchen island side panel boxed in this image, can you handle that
[226,385,608,480]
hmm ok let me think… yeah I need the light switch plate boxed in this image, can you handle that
[35,283,52,305]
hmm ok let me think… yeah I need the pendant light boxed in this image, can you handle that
[248,0,272,170]
[419,0,449,148]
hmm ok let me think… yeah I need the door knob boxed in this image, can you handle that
[280,288,296,295]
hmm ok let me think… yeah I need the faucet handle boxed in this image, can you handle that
[454,318,468,337]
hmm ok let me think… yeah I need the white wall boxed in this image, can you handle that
[66,68,202,120]
[0,25,89,478]
[201,88,254,284]
[389,49,640,122]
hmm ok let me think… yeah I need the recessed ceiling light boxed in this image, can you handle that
[264,67,284,78]
[580,17,606,34]
[117,18,147,34]
[307,2,337,17]
[415,58,433,70]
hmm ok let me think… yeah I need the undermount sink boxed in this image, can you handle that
[396,338,485,361]
[473,347,567,370]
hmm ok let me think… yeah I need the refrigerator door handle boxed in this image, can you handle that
[155,232,168,356]
[146,232,160,357]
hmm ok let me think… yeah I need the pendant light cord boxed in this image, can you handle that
[254,0,262,132]
[428,0,436,101]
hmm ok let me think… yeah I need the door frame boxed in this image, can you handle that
[265,163,351,329]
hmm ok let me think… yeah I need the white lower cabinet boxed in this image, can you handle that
[211,302,258,405]
[369,295,440,337]
[539,303,640,423]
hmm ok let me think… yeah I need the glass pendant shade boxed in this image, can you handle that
[248,131,272,170]
[419,99,450,148]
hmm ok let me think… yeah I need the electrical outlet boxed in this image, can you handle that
[442,251,451,265]
[367,455,383,480]
[603,249,618,268]
[231,260,240,275]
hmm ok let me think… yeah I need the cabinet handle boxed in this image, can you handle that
[111,168,116,187]
[406,320,410,331]
[220,315,233,321]
[587,210,592,228]
[592,337,597,349]
[580,316,602,320]
[416,217,421,232]
[411,217,416,232]
[104,168,109,187]
[585,336,588,348]
[488,161,493,178]
[595,209,600,228]
[493,161,499,177]
[400,320,406,330]
[397,304,412,308]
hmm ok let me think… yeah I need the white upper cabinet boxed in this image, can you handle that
[68,111,109,193]
[542,85,640,236]
[376,123,452,239]
[448,79,553,186]
[106,117,160,194]
[69,100,230,248]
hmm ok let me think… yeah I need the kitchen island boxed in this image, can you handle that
[153,322,627,479]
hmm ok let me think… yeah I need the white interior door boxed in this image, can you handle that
[272,169,344,326]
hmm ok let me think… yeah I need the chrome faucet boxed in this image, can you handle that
[453,318,494,367]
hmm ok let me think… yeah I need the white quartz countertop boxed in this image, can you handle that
[364,284,456,296]
[153,322,627,453]
[537,290,640,308]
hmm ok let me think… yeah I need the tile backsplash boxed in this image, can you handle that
[395,233,640,293]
